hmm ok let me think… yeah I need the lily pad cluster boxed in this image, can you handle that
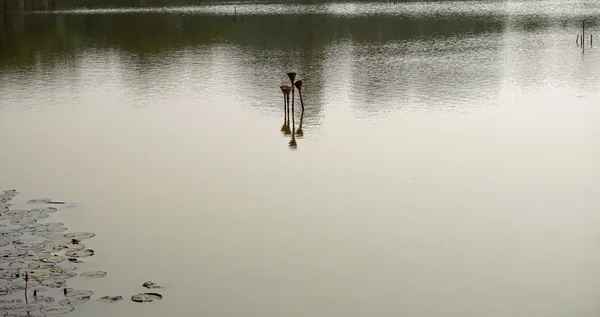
[1,189,166,314]
[0,190,99,315]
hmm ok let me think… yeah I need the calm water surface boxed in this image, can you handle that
[1,1,600,316]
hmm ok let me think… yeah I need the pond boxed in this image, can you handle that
[1,1,600,316]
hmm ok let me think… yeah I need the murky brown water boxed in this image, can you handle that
[1,1,600,316]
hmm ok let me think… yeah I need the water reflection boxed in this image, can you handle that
[289,110,297,150]
[1,3,600,121]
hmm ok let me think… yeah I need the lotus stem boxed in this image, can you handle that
[287,72,296,113]
[294,80,304,111]
[24,272,28,303]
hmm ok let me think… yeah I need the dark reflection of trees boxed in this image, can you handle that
[54,0,492,8]
[2,10,595,120]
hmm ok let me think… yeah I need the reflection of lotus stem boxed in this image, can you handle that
[289,109,297,149]
[287,72,296,113]
[297,109,304,137]
[294,80,304,111]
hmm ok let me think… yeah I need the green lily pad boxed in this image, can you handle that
[66,289,93,300]
[11,279,41,290]
[27,199,51,204]
[10,218,36,225]
[42,256,65,264]
[25,213,50,220]
[65,249,94,258]
[0,286,12,296]
[41,222,65,228]
[9,302,43,313]
[33,295,55,303]
[59,298,88,306]
[80,271,106,278]
[5,209,30,215]
[41,278,66,288]
[64,232,95,240]
[40,304,74,315]
[131,292,162,303]
[142,281,163,289]
[53,243,84,252]
[31,207,57,213]
[97,295,123,303]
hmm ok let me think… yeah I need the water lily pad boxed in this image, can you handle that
[41,222,64,228]
[10,218,36,225]
[24,213,50,220]
[13,241,45,250]
[66,289,93,300]
[131,293,162,303]
[59,297,88,306]
[0,269,20,280]
[30,207,57,213]
[18,224,42,232]
[9,303,43,313]
[35,232,66,240]
[43,238,71,247]
[11,279,41,290]
[41,256,65,264]
[5,209,30,215]
[32,287,48,292]
[64,232,95,240]
[56,272,77,279]
[142,281,162,289]
[0,231,22,240]
[41,278,66,288]
[0,286,12,296]
[1,249,27,258]
[65,249,94,258]
[80,271,106,278]
[40,304,74,315]
[97,296,123,303]
[53,243,84,252]
[9,260,39,269]
[33,295,55,303]
[0,240,8,248]
[27,199,51,204]
[28,269,52,279]
[47,226,67,233]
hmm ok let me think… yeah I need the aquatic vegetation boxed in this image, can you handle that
[65,249,94,258]
[97,295,122,303]
[64,232,95,240]
[30,207,57,213]
[131,293,162,303]
[27,199,52,204]
[142,281,162,289]
[40,304,74,315]
[1,189,166,314]
[80,271,106,278]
